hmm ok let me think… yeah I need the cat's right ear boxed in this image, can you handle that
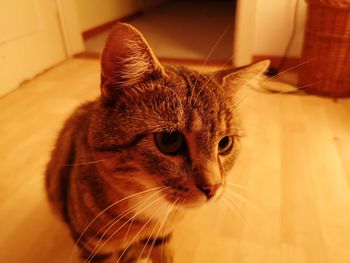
[214,60,270,94]
[100,23,165,100]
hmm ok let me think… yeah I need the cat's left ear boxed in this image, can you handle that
[215,60,270,92]
[100,23,165,99]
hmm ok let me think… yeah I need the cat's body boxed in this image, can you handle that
[46,101,178,263]
[45,23,268,262]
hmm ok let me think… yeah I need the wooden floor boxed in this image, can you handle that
[1,59,350,263]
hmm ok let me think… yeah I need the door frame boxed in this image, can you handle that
[233,0,257,67]
[56,0,258,64]
[55,0,85,57]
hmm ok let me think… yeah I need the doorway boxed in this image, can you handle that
[83,0,236,66]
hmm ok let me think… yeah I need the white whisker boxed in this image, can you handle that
[117,217,154,262]
[86,189,167,262]
[116,194,169,263]
[161,198,185,263]
[136,219,161,263]
[189,26,230,107]
[64,157,114,166]
[86,195,160,263]
[123,216,136,242]
[297,81,321,90]
[266,58,314,82]
[69,186,167,263]
[225,189,265,218]
[89,192,169,262]
[81,190,162,257]
[191,55,232,110]
[167,88,185,123]
[139,197,180,263]
[222,196,246,224]
[226,182,254,193]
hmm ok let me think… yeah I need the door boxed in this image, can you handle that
[0,0,67,97]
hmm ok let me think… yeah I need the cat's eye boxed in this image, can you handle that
[218,136,234,155]
[154,132,185,155]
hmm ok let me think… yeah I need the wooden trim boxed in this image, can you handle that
[253,55,300,71]
[82,11,143,40]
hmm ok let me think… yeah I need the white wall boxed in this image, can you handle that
[253,0,307,57]
[233,0,258,66]
[0,0,66,97]
[76,0,141,32]
[57,0,85,56]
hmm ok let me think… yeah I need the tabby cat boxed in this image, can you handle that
[45,23,269,263]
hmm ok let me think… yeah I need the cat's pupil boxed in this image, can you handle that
[218,136,233,155]
[154,132,184,155]
[219,137,229,149]
[162,133,178,145]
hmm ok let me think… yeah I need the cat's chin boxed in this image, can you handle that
[176,192,225,209]
[174,197,208,209]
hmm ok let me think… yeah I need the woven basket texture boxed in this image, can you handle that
[300,0,350,97]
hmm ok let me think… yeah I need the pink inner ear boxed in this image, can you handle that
[100,23,163,91]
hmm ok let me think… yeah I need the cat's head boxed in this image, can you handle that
[88,23,268,209]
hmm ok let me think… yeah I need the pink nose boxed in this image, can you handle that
[197,184,221,199]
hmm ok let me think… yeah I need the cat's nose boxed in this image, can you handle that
[196,184,221,199]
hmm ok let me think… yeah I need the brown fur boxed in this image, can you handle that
[45,23,269,262]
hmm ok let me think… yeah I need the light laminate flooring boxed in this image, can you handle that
[1,59,350,263]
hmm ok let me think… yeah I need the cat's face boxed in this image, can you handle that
[88,23,268,209]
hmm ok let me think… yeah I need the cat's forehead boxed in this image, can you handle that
[163,65,224,102]
[118,65,237,137]
[164,65,217,90]
[162,65,236,135]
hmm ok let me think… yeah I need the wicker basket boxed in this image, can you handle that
[299,0,350,98]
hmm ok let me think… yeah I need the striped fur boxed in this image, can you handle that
[45,23,268,262]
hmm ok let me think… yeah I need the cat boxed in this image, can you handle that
[45,23,269,263]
